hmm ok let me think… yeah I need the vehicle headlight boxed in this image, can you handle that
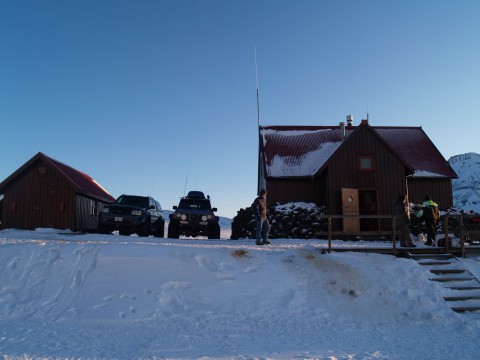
[174,213,182,219]
[181,214,187,221]
[102,208,110,213]
[207,214,213,220]
[131,210,143,216]
[201,215,207,221]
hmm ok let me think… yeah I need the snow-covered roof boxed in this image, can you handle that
[260,124,457,179]
[261,126,349,177]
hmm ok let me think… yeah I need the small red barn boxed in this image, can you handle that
[258,120,457,231]
[0,152,115,231]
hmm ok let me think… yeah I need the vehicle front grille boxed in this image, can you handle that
[190,214,198,221]
[109,206,131,215]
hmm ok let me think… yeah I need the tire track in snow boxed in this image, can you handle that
[0,246,62,320]
[43,246,100,320]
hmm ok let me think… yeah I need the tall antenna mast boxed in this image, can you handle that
[367,96,370,121]
[255,46,260,127]
[255,46,266,194]
[183,156,192,197]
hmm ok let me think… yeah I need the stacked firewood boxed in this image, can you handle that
[231,203,478,240]
[230,203,328,240]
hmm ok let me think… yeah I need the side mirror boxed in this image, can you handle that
[173,206,177,210]
[212,207,217,212]
[148,205,155,210]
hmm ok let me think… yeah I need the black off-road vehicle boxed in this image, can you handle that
[98,194,165,237]
[168,191,220,239]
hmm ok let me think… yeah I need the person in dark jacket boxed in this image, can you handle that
[393,194,416,247]
[416,195,439,246]
[252,189,270,245]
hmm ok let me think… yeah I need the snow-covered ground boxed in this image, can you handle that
[1,224,480,359]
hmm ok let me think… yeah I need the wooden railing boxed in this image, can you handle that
[316,214,480,257]
[316,215,398,254]
[442,214,480,257]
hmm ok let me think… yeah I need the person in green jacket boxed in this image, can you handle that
[416,195,439,246]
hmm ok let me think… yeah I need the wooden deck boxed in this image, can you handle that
[316,214,480,257]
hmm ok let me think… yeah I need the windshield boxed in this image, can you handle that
[115,195,149,208]
[178,199,211,210]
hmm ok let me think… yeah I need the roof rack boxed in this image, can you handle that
[186,191,206,199]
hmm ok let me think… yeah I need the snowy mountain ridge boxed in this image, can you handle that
[448,152,480,213]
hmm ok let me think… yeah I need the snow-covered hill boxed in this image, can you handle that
[449,152,480,213]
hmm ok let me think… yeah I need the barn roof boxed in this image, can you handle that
[260,123,457,179]
[0,152,115,203]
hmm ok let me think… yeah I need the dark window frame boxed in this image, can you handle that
[358,155,376,172]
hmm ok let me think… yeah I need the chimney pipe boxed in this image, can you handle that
[346,115,353,126]
[339,122,346,141]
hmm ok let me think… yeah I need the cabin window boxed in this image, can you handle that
[37,166,46,175]
[358,156,375,172]
[90,200,97,216]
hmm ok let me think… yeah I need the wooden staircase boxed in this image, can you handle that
[409,252,480,316]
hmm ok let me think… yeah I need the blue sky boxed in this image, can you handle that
[1,0,479,218]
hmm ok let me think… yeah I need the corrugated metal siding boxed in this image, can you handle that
[0,199,3,229]
[75,195,106,231]
[266,177,325,207]
[0,153,114,231]
[2,159,76,230]
[260,124,455,232]
[407,178,453,207]
[326,126,408,230]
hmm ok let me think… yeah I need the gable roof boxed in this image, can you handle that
[260,123,458,179]
[0,152,115,203]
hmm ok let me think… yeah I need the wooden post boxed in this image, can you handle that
[460,214,465,258]
[328,216,332,253]
[444,215,449,251]
[392,216,396,256]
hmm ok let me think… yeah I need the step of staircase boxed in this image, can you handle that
[430,269,466,275]
[418,261,454,266]
[409,253,455,260]
[410,252,480,317]
[443,295,480,301]
[451,306,480,313]
[429,277,476,282]
[445,286,480,290]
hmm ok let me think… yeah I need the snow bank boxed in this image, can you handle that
[1,229,480,359]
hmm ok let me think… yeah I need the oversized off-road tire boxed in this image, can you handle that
[138,228,150,237]
[154,221,165,238]
[97,222,111,234]
[168,222,180,238]
[137,218,152,237]
[207,223,221,239]
[119,229,131,236]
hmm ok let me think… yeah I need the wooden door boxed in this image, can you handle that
[342,188,360,232]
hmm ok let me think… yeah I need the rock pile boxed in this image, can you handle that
[230,202,328,240]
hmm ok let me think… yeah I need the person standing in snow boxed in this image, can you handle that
[393,195,416,247]
[252,189,270,245]
[416,195,439,246]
